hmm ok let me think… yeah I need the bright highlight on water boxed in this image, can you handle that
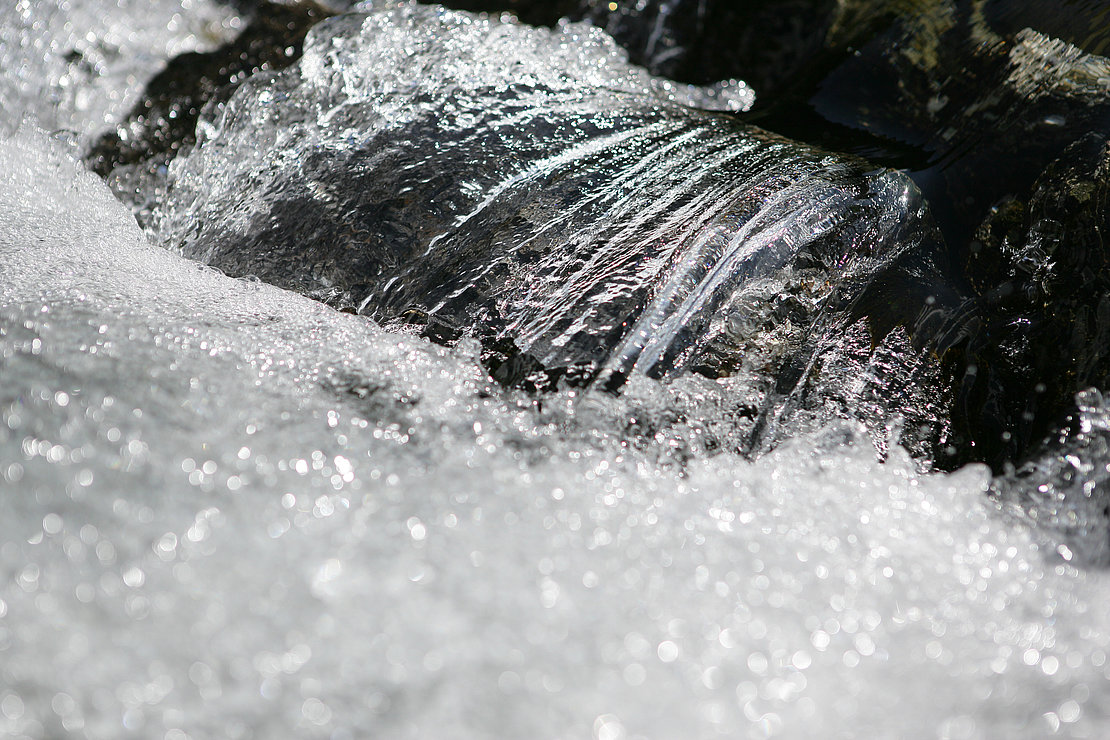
[3,1,1110,738]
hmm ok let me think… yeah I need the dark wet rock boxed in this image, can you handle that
[573,0,839,93]
[433,0,579,27]
[952,134,1110,466]
[559,1,1110,240]
[431,0,843,95]
[806,16,1110,243]
[734,1,1110,473]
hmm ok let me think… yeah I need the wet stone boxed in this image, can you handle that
[146,3,950,461]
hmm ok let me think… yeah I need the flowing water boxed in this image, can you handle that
[3,2,1110,739]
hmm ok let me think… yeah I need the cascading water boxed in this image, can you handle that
[4,1,1110,739]
[143,4,945,433]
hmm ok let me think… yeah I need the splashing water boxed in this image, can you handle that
[3,2,1110,739]
[149,3,933,392]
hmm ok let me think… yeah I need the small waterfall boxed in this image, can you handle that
[599,176,855,383]
[149,3,932,393]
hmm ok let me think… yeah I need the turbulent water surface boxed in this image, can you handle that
[3,1,1110,739]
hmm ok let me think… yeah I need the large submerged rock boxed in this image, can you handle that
[141,2,954,460]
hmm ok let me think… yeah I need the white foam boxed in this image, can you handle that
[0,0,238,143]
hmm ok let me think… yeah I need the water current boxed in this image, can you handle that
[3,1,1110,738]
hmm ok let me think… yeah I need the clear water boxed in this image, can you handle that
[3,2,1110,739]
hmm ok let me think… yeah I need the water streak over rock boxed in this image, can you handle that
[148,2,949,458]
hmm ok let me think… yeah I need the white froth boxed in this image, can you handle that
[0,0,238,143]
